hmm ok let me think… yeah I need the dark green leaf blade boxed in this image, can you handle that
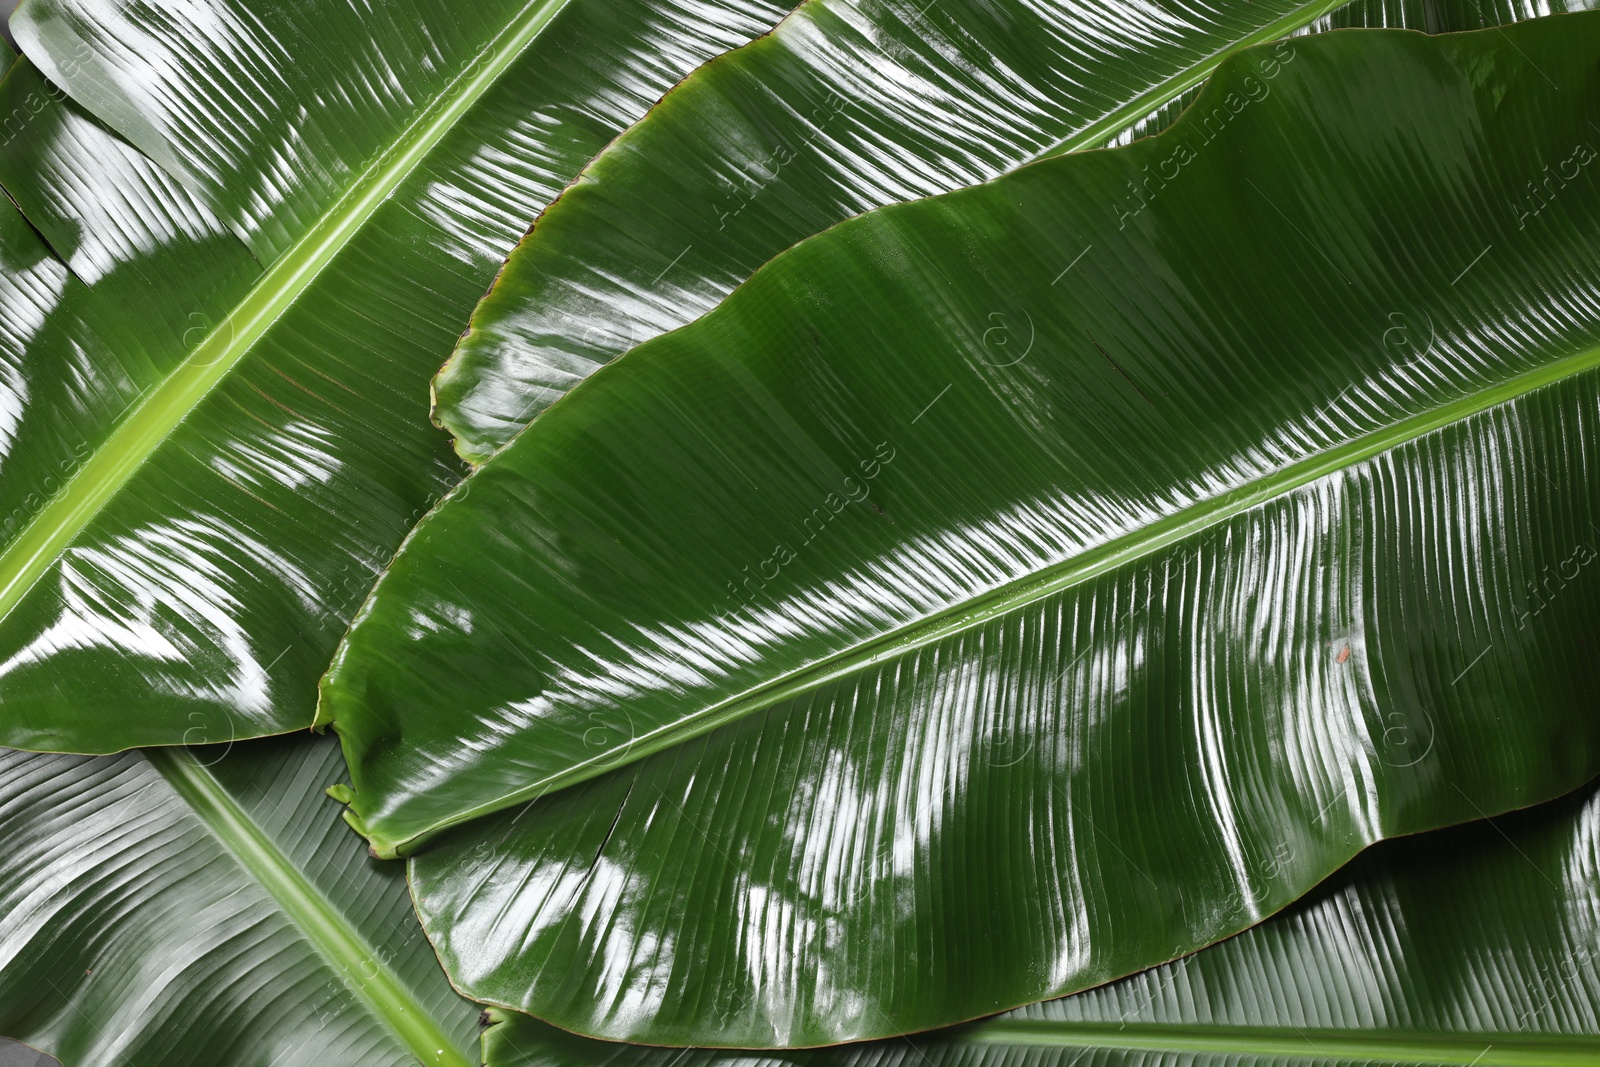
[478,782,1600,1065]
[325,16,1600,1042]
[0,0,785,753]
[0,735,479,1067]
[433,0,1590,463]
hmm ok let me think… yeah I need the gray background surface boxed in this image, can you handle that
[0,1038,58,1067]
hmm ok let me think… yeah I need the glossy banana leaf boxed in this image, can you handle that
[433,0,1595,463]
[0,735,478,1067]
[479,781,1600,1065]
[323,17,1600,1044]
[0,0,784,753]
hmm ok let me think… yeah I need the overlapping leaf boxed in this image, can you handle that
[0,0,785,752]
[0,735,478,1067]
[480,781,1600,1065]
[324,18,1600,1044]
[433,0,1596,462]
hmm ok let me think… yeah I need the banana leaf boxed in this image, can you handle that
[0,735,479,1067]
[0,0,784,752]
[479,781,1600,1065]
[432,0,1595,463]
[322,16,1600,1044]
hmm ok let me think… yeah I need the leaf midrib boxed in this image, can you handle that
[404,343,1600,854]
[0,0,576,625]
[955,1020,1600,1065]
[146,747,473,1067]
[1024,0,1353,163]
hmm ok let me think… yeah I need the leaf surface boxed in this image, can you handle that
[325,17,1600,1043]
[433,0,1595,462]
[0,0,785,752]
[478,781,1600,1065]
[0,735,479,1067]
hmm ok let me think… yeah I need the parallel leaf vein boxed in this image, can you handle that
[1028,0,1354,162]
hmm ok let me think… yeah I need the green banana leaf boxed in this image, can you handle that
[0,0,784,752]
[323,16,1600,1044]
[0,735,479,1067]
[433,0,1595,464]
[479,780,1600,1065]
